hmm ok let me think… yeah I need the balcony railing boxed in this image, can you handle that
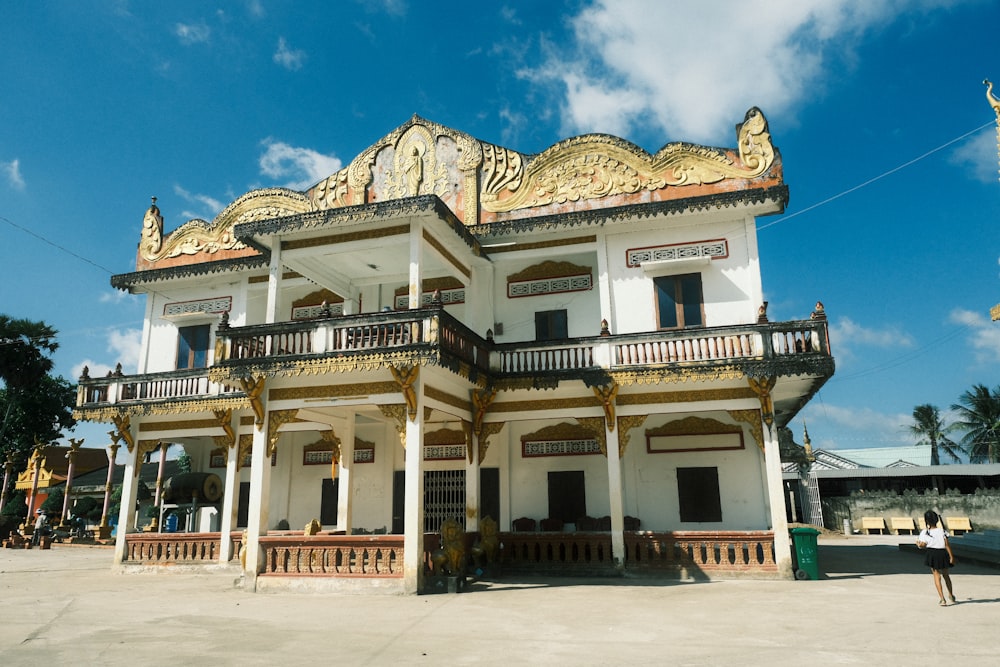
[77,308,830,409]
[258,534,404,577]
[77,367,240,407]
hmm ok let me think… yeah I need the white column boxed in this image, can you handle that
[218,436,240,563]
[113,439,141,565]
[408,221,423,309]
[763,423,793,577]
[336,416,356,533]
[402,381,425,594]
[265,235,282,324]
[243,414,273,589]
[469,263,494,337]
[605,426,625,568]
[595,231,614,330]
[465,435,480,533]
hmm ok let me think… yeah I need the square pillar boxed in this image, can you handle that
[218,437,241,563]
[605,426,625,567]
[243,414,273,589]
[402,382,425,594]
[763,423,793,576]
[336,416,356,533]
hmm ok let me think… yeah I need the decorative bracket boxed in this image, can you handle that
[266,409,299,457]
[378,404,408,448]
[592,383,619,432]
[111,415,135,454]
[615,414,647,458]
[240,376,267,426]
[747,376,776,429]
[389,365,420,421]
[729,409,764,452]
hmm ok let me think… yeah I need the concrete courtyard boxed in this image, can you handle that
[0,534,997,666]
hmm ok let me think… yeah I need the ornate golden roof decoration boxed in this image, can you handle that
[139,188,311,262]
[482,107,775,213]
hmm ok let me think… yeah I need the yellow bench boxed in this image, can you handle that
[945,517,972,534]
[860,517,886,534]
[890,517,916,535]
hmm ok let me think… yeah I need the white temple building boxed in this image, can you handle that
[75,109,834,593]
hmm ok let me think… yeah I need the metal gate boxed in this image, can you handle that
[424,469,466,532]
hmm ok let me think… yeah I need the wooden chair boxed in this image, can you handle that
[511,517,537,532]
[539,518,564,532]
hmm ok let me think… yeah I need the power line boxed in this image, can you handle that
[758,121,995,232]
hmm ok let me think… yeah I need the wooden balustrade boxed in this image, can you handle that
[623,530,777,573]
[258,535,404,577]
[124,532,224,563]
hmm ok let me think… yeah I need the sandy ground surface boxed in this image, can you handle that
[0,534,997,666]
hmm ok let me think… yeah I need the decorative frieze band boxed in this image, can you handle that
[163,296,232,318]
[626,239,728,268]
[508,274,591,298]
[291,302,345,320]
[523,438,601,458]
[394,288,465,309]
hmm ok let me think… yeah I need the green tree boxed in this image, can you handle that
[951,384,1000,464]
[907,404,961,465]
[0,374,77,472]
[40,487,64,518]
[0,317,75,493]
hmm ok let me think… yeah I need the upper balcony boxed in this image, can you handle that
[76,306,834,426]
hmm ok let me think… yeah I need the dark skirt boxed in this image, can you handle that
[925,548,952,570]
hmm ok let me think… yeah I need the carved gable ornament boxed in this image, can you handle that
[134,109,779,271]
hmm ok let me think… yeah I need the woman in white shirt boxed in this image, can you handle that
[917,510,956,606]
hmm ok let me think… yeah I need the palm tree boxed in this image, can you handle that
[951,384,1000,464]
[907,404,961,465]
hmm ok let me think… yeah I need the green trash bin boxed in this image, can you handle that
[790,527,821,580]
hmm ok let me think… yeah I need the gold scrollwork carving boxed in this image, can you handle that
[482,108,775,213]
[478,422,504,463]
[574,416,608,457]
[238,434,253,471]
[616,415,647,458]
[729,409,764,452]
[378,404,408,449]
[266,409,299,457]
[139,189,311,262]
[134,440,160,477]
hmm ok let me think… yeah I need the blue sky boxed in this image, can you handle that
[2,0,999,457]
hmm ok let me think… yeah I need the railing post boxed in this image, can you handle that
[594,339,613,369]
[758,328,774,359]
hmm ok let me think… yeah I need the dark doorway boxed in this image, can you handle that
[237,482,250,528]
[547,470,586,523]
[481,467,500,525]
[321,478,339,525]
[391,470,405,534]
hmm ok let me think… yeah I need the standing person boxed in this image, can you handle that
[31,510,48,546]
[917,510,956,606]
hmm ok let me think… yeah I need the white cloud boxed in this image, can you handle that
[174,185,224,220]
[949,130,1000,184]
[3,158,25,190]
[949,307,1000,364]
[175,22,211,45]
[828,316,915,360]
[258,139,342,190]
[247,0,265,18]
[532,0,959,143]
[73,327,141,378]
[797,403,913,449]
[273,37,306,71]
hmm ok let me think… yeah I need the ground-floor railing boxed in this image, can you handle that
[623,530,777,573]
[258,535,404,577]
[500,532,615,568]
[125,532,223,563]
